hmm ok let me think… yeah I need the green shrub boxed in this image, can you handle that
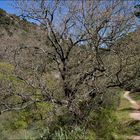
[85,108,119,140]
[37,127,96,140]
[0,62,14,74]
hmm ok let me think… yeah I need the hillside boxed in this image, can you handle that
[0,4,140,140]
[0,8,48,64]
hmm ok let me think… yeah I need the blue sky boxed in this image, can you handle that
[0,0,140,15]
[0,0,18,15]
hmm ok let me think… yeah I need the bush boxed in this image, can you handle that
[37,127,96,140]
[85,108,119,140]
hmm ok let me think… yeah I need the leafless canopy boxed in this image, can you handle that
[0,0,136,114]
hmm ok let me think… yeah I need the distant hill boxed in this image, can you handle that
[0,8,48,65]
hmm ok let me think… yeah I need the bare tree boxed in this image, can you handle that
[0,0,136,118]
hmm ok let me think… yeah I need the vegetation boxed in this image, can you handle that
[117,91,140,138]
[0,1,140,139]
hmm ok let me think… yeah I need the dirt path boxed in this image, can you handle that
[124,91,140,140]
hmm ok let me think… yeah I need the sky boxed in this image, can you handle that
[0,0,140,15]
[0,0,140,25]
[0,0,140,11]
[0,0,18,15]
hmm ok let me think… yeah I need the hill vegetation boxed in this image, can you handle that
[0,1,140,139]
